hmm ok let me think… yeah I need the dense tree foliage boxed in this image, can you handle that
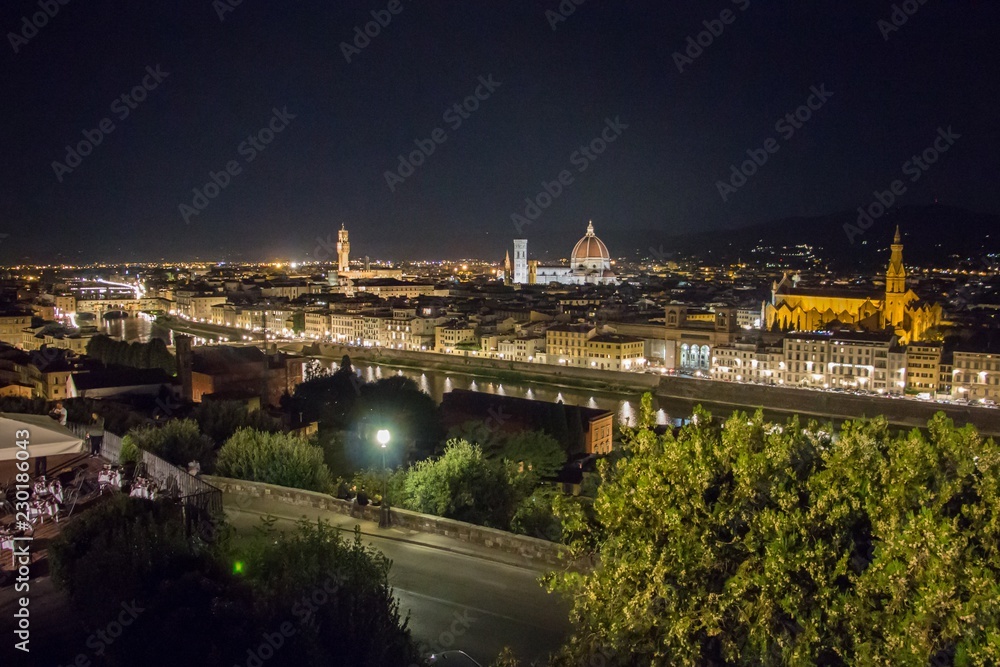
[49,496,417,667]
[510,486,564,543]
[498,430,567,477]
[350,375,444,460]
[402,439,518,529]
[122,418,214,467]
[86,334,176,374]
[192,399,284,445]
[216,428,333,492]
[238,520,419,665]
[546,395,1000,666]
[286,360,362,427]
[61,397,150,435]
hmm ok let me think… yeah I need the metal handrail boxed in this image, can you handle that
[71,423,223,518]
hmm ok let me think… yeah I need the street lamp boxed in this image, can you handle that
[376,429,391,528]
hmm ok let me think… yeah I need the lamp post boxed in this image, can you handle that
[376,429,390,527]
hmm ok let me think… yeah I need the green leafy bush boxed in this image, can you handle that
[216,428,333,493]
[403,439,517,529]
[547,395,1000,666]
[122,419,213,467]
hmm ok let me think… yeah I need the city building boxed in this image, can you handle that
[506,222,617,286]
[951,346,1000,403]
[176,336,304,406]
[906,342,944,395]
[764,227,943,344]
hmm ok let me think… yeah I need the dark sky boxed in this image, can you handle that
[2,0,998,264]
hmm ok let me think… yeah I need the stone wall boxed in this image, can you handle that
[657,376,1000,435]
[205,475,570,566]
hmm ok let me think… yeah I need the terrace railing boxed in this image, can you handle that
[71,424,223,517]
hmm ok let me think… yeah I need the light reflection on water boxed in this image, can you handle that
[345,360,679,426]
[98,316,171,345]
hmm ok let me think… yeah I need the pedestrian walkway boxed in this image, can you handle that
[222,492,558,572]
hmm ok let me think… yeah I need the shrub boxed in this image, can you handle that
[403,439,517,529]
[216,428,333,493]
[123,419,213,468]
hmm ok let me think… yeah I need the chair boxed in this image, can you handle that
[59,487,81,521]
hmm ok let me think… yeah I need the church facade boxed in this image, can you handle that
[764,227,942,345]
[502,221,617,286]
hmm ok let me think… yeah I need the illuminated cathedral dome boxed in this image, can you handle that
[571,221,611,271]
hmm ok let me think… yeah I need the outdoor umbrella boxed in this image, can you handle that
[0,413,85,460]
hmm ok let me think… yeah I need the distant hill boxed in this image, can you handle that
[617,205,1000,270]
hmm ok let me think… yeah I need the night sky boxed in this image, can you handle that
[2,1,997,264]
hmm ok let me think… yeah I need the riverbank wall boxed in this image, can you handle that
[657,377,1000,435]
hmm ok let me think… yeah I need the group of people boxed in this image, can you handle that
[22,475,65,527]
[98,465,123,493]
[129,476,160,500]
[336,482,375,507]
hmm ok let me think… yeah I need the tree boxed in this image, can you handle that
[510,486,564,543]
[350,376,444,461]
[123,419,214,468]
[192,399,283,445]
[237,520,419,666]
[290,365,362,427]
[547,395,1000,666]
[216,428,333,492]
[498,430,566,477]
[565,405,586,458]
[49,495,418,667]
[403,439,517,529]
[544,400,571,449]
[85,334,176,374]
[49,496,202,622]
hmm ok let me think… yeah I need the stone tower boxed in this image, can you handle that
[336,224,350,274]
[884,226,907,329]
[513,239,528,284]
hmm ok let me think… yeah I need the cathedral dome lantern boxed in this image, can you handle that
[571,221,611,271]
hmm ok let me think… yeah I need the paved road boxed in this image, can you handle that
[225,496,573,665]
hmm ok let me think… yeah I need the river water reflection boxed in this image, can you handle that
[97,315,173,346]
[320,359,683,429]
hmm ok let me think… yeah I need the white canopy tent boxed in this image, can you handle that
[0,413,85,460]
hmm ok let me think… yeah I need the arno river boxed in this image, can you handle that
[99,314,174,345]
[317,357,680,429]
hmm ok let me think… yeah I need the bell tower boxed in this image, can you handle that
[884,226,907,328]
[336,224,350,274]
